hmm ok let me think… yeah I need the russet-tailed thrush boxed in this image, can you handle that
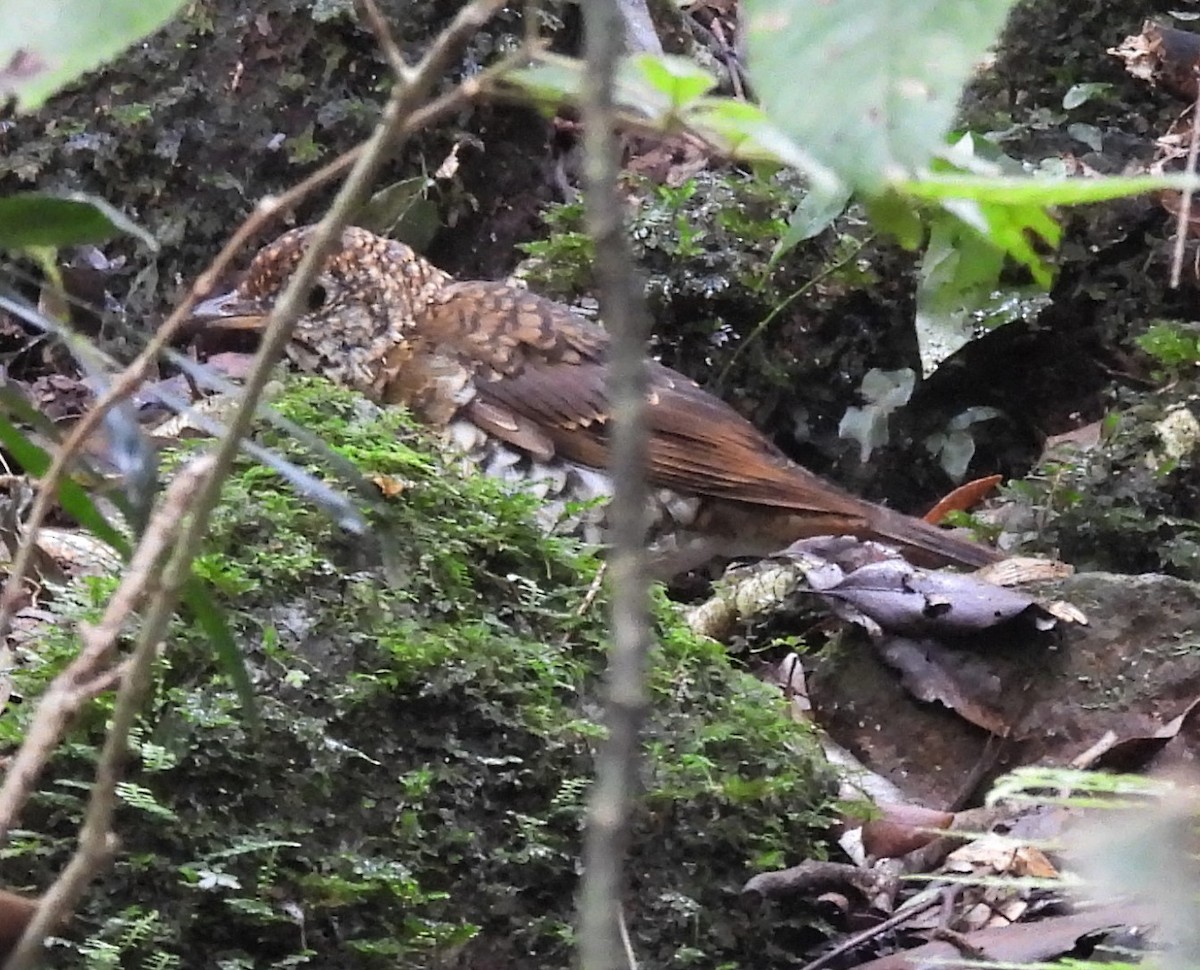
[193,226,999,572]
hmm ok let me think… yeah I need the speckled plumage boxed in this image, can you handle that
[194,225,1000,570]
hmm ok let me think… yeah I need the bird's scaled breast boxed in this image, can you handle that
[376,340,478,427]
[442,418,703,549]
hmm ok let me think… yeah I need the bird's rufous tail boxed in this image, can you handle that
[862,503,999,568]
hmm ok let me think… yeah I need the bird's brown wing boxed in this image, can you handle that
[420,281,869,517]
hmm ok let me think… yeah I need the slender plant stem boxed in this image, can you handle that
[578,2,655,968]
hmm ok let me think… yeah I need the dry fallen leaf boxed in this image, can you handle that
[923,474,1002,524]
[371,474,409,499]
[879,635,1011,735]
[817,560,1061,636]
[853,904,1156,969]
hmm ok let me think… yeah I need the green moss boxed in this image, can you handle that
[4,376,834,968]
[1008,383,1200,578]
[517,171,798,306]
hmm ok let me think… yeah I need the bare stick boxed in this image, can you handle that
[127,0,512,643]
[3,455,214,970]
[577,2,654,968]
[1171,82,1200,288]
[354,0,413,83]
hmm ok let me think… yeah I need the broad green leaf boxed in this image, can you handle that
[837,368,915,463]
[0,410,130,555]
[1062,82,1112,110]
[0,194,157,251]
[933,195,1060,287]
[0,0,187,110]
[683,99,842,191]
[355,177,441,252]
[924,406,1002,480]
[1066,122,1103,153]
[505,55,843,190]
[503,60,583,114]
[897,172,1200,206]
[743,0,1020,192]
[628,53,717,110]
[1136,322,1200,369]
[914,212,1050,376]
[509,53,717,122]
[772,182,854,264]
[863,192,925,250]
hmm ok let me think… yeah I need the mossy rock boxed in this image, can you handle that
[3,377,835,968]
[1005,374,1200,579]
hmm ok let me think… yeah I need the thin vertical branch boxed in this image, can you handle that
[1170,84,1200,288]
[578,1,655,968]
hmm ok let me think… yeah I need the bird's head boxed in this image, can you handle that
[192,225,450,395]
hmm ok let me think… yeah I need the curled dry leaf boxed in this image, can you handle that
[1040,420,1104,464]
[1075,695,1200,772]
[371,474,411,499]
[1043,599,1088,625]
[976,555,1075,586]
[816,560,1062,637]
[946,832,1059,880]
[30,527,122,578]
[922,474,1002,525]
[697,539,1080,737]
[861,802,954,859]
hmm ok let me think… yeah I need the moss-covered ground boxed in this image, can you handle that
[1,377,834,969]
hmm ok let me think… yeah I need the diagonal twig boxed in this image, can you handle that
[1,1,515,962]
[3,454,214,970]
[354,0,413,83]
[1170,81,1200,288]
[0,3,529,655]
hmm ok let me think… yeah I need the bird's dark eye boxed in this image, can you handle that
[306,283,328,312]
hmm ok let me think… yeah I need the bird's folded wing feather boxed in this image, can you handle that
[422,281,870,517]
